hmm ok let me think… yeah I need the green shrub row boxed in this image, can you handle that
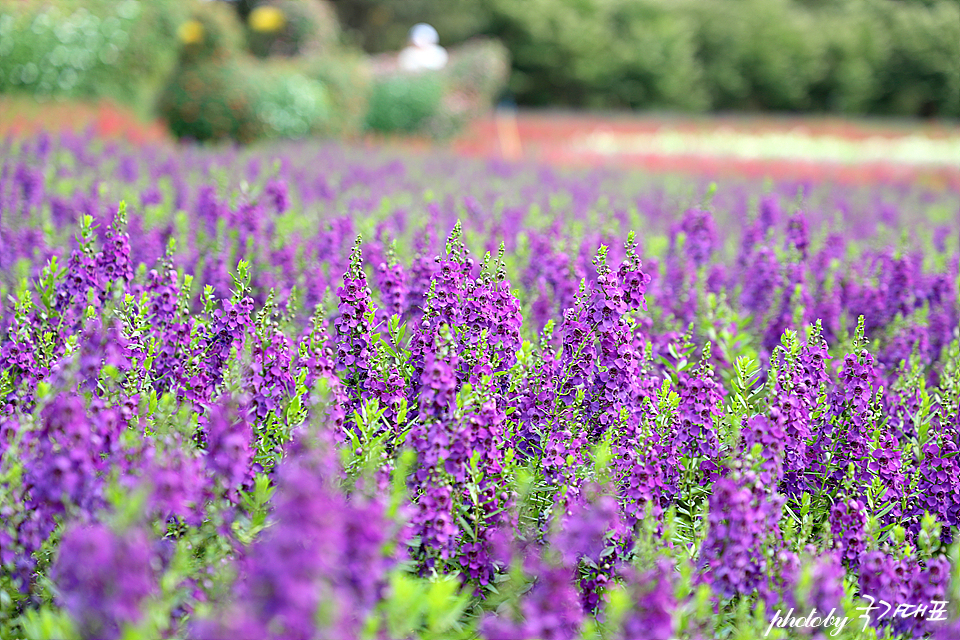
[334,0,959,117]
[490,0,960,116]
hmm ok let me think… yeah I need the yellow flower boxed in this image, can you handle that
[249,6,286,33]
[178,20,205,45]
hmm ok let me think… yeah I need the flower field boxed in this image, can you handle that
[0,130,959,639]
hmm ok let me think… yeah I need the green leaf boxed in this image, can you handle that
[385,572,427,638]
[426,576,469,632]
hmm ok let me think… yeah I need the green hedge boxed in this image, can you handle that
[0,0,188,114]
[484,0,959,116]
[178,0,246,64]
[256,63,331,137]
[331,0,957,116]
[4,0,955,126]
[870,0,960,116]
[365,73,444,134]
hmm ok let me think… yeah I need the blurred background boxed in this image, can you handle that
[0,0,958,183]
[336,0,959,115]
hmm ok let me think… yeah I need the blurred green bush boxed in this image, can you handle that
[177,0,246,64]
[256,63,331,137]
[301,50,373,136]
[159,55,264,143]
[364,37,509,137]
[0,0,188,114]
[157,0,256,142]
[158,1,332,142]
[870,0,960,117]
[488,0,708,110]
[442,37,510,103]
[365,72,444,134]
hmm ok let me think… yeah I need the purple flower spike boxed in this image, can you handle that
[52,524,156,640]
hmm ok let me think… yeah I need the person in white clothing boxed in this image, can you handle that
[398,23,448,72]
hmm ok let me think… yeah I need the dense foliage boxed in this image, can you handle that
[0,132,959,639]
[0,0,187,112]
[334,0,960,117]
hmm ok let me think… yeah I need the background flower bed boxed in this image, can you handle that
[0,95,171,144]
[451,110,960,190]
[0,132,958,639]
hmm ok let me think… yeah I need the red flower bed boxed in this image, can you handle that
[0,97,170,145]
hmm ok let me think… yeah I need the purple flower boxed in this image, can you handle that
[740,245,780,317]
[407,327,462,571]
[264,179,290,214]
[203,397,254,499]
[195,442,392,639]
[95,206,133,290]
[52,524,157,640]
[250,326,295,420]
[374,246,408,319]
[145,267,180,323]
[675,358,725,478]
[619,560,676,640]
[698,474,785,605]
[190,296,254,403]
[855,551,950,636]
[787,551,846,618]
[462,248,523,374]
[133,443,209,527]
[334,238,378,409]
[740,414,786,486]
[557,304,596,404]
[555,488,623,613]
[830,499,868,569]
[482,547,584,640]
[675,208,717,267]
[405,228,438,321]
[556,493,621,568]
[785,211,809,258]
[13,396,122,579]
